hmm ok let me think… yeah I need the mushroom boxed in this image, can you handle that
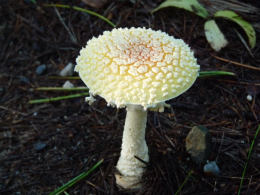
[75,27,200,189]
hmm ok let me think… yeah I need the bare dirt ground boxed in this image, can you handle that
[0,0,260,194]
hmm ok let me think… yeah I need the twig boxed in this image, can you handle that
[54,7,77,44]
[86,181,106,193]
[134,155,149,165]
[212,55,260,71]
[216,79,260,86]
[0,106,28,116]
[216,132,225,162]
[234,29,254,57]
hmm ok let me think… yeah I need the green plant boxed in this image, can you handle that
[152,0,256,51]
[29,71,235,104]
[44,4,116,27]
[238,125,260,195]
[49,159,103,195]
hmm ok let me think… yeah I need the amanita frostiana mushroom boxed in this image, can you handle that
[75,27,200,189]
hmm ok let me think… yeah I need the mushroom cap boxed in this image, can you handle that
[75,27,200,108]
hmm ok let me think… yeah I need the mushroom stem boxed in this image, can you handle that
[115,104,149,189]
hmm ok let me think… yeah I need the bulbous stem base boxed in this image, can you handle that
[115,104,149,189]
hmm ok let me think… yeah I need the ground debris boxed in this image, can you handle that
[0,0,259,194]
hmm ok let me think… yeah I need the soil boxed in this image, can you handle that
[0,0,260,194]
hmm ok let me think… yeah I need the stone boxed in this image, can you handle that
[185,125,211,164]
[59,62,74,77]
[34,142,46,151]
[246,94,252,101]
[19,75,30,84]
[62,80,74,88]
[0,87,4,96]
[36,64,47,75]
[203,161,220,176]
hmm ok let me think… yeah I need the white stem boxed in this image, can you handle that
[115,104,149,189]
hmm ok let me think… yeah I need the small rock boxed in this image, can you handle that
[34,141,47,151]
[59,63,74,77]
[19,76,30,84]
[62,80,74,88]
[0,87,4,96]
[185,126,211,164]
[246,94,252,101]
[203,161,220,176]
[36,64,47,75]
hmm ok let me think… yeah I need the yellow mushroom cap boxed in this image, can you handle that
[75,27,200,108]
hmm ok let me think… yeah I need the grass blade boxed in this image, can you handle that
[175,170,193,195]
[44,4,116,27]
[238,125,260,195]
[49,159,104,195]
[199,71,236,78]
[48,71,235,80]
[36,87,88,91]
[29,92,89,104]
[72,6,115,27]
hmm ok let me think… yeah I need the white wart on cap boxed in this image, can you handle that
[75,27,200,108]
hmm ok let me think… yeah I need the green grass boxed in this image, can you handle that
[36,87,88,91]
[49,159,104,195]
[175,170,193,195]
[29,92,89,104]
[29,71,235,104]
[44,4,116,27]
[198,71,235,78]
[238,125,260,195]
[47,71,235,80]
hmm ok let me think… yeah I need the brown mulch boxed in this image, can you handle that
[0,0,259,194]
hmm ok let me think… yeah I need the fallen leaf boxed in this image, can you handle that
[204,19,228,51]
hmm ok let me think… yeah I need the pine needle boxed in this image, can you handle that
[44,4,116,27]
[29,92,89,104]
[49,159,104,195]
[36,87,88,91]
[175,170,193,195]
[238,125,260,195]
[199,71,235,78]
